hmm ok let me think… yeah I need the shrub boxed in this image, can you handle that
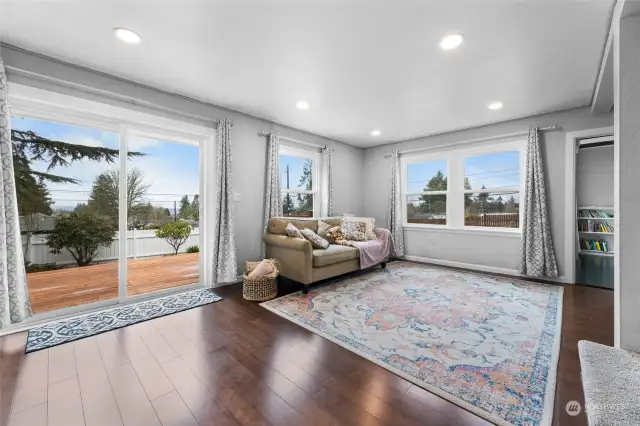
[185,245,199,253]
[26,262,58,273]
[46,213,117,267]
[156,221,192,255]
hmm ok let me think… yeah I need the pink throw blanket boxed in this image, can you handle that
[348,228,392,269]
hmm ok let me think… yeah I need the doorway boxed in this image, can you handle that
[564,127,615,288]
[575,136,614,288]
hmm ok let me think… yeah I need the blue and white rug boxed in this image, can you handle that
[26,289,222,353]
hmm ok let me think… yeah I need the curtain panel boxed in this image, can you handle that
[211,117,238,284]
[322,148,333,216]
[388,150,405,257]
[519,127,558,277]
[0,57,33,328]
[263,132,282,255]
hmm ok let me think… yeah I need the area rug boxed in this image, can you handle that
[261,261,563,426]
[26,288,222,353]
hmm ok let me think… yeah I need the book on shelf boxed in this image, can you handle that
[577,220,614,232]
[579,238,610,252]
[577,209,614,219]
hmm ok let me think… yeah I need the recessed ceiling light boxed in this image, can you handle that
[371,130,381,136]
[114,28,142,44]
[439,34,464,51]
[488,101,503,110]
[296,100,310,110]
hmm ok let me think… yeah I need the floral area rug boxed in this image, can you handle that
[261,261,563,426]
[26,289,222,353]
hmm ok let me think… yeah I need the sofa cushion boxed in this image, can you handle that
[317,220,333,238]
[268,218,318,235]
[318,217,342,227]
[313,244,359,267]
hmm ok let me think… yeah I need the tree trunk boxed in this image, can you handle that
[24,232,32,265]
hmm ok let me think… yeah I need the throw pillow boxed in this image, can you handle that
[325,226,346,244]
[317,220,332,238]
[340,221,367,242]
[284,223,305,239]
[300,228,330,249]
[341,216,376,240]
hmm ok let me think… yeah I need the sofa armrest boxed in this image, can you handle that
[263,234,313,284]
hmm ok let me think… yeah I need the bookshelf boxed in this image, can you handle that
[577,206,614,257]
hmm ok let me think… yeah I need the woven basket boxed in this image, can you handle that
[242,259,280,302]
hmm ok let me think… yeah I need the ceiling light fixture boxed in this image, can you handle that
[114,28,142,44]
[488,101,503,110]
[439,34,464,51]
[296,100,310,110]
[371,130,381,136]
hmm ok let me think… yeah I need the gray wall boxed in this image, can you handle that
[1,45,365,276]
[576,145,614,207]
[363,107,613,278]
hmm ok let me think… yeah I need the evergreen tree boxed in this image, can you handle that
[296,159,313,214]
[11,129,143,216]
[179,195,192,218]
[419,170,447,215]
[191,195,200,220]
[282,193,295,216]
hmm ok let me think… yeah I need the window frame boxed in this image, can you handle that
[7,84,216,324]
[278,144,321,218]
[401,139,526,234]
[402,154,449,226]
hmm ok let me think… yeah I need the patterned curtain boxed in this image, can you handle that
[519,127,558,277]
[388,150,405,257]
[0,58,33,328]
[322,148,333,216]
[263,132,282,255]
[211,118,238,284]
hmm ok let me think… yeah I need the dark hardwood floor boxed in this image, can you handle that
[0,278,613,426]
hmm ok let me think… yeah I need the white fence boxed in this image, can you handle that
[22,228,200,266]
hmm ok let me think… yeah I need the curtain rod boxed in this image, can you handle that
[258,131,326,150]
[383,125,560,158]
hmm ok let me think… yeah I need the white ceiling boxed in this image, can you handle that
[0,0,614,148]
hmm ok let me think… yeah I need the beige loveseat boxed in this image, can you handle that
[263,217,387,294]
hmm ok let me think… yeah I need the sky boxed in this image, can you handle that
[12,115,200,212]
[280,154,311,190]
[406,151,520,193]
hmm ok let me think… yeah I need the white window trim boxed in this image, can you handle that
[278,144,321,217]
[8,84,217,323]
[400,139,526,234]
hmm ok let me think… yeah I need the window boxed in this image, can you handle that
[279,145,320,218]
[401,140,525,231]
[406,159,448,225]
[464,151,521,229]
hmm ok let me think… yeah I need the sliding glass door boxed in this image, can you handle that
[11,110,207,318]
[11,114,121,314]
[122,131,201,300]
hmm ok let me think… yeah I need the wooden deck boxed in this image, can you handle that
[26,253,199,313]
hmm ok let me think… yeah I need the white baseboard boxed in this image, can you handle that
[401,255,572,284]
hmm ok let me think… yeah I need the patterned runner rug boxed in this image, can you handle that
[261,261,563,426]
[26,288,222,353]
